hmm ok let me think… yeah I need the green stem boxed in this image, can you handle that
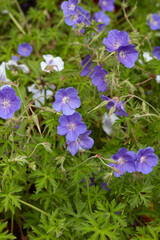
[135,65,154,77]
[122,3,135,31]
[11,213,14,233]
[65,156,97,173]
[101,52,115,63]
[16,85,29,118]
[85,179,92,214]
[132,94,160,115]
[18,199,49,216]
[99,158,120,174]
[28,143,45,158]
[14,0,31,33]
[8,12,26,35]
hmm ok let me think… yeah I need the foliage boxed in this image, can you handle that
[0,0,160,239]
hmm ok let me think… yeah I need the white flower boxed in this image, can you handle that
[6,60,29,73]
[143,52,153,62]
[138,59,144,65]
[28,84,56,107]
[102,113,119,135]
[0,62,10,82]
[40,54,64,73]
[156,75,160,84]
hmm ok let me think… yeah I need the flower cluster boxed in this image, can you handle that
[103,29,139,68]
[61,0,112,33]
[109,147,158,177]
[61,0,91,32]
[0,43,32,83]
[53,87,94,155]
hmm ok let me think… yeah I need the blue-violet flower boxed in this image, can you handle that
[99,0,115,12]
[67,130,94,155]
[103,29,129,52]
[53,87,81,115]
[80,55,93,77]
[90,65,108,92]
[57,112,87,141]
[93,11,110,31]
[17,43,33,57]
[61,0,78,17]
[109,148,136,177]
[135,147,158,174]
[0,86,21,119]
[118,44,139,68]
[147,14,160,30]
[152,46,160,60]
[101,95,129,117]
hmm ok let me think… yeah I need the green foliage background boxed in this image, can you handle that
[0,0,160,239]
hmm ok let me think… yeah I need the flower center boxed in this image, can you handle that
[98,18,103,23]
[153,21,158,26]
[62,96,70,104]
[102,1,107,6]
[119,51,126,58]
[118,157,125,165]
[23,48,28,52]
[68,122,76,130]
[73,14,78,21]
[69,4,75,10]
[114,42,120,49]
[140,156,146,163]
[46,65,53,72]
[2,99,10,107]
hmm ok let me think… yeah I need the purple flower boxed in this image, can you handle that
[53,87,81,115]
[65,6,91,28]
[152,46,160,60]
[81,176,96,187]
[101,95,128,117]
[80,55,93,77]
[109,148,136,177]
[15,125,20,130]
[99,0,115,12]
[135,147,158,174]
[118,44,139,68]
[103,29,129,52]
[0,86,21,119]
[101,182,111,191]
[17,43,33,57]
[90,65,108,92]
[61,0,78,17]
[11,55,20,63]
[78,6,91,26]
[147,14,160,30]
[65,11,83,28]
[67,130,94,155]
[57,112,87,141]
[93,11,110,31]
